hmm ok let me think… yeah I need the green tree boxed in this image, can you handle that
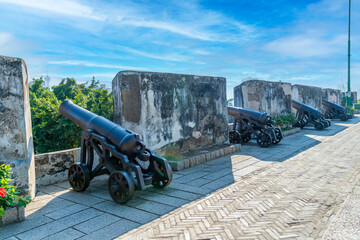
[29,77,113,154]
[227,98,234,106]
[52,78,83,102]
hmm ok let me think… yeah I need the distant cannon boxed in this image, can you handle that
[322,99,351,121]
[227,107,282,148]
[59,100,173,204]
[291,100,331,130]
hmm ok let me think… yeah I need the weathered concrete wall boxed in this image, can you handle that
[112,71,228,152]
[340,91,358,104]
[35,148,100,187]
[322,88,342,105]
[291,84,322,110]
[234,80,292,116]
[35,148,80,187]
[351,91,358,104]
[0,56,35,198]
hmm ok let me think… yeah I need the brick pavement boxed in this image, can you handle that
[117,118,360,240]
[1,117,359,239]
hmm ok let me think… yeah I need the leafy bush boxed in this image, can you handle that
[354,103,360,110]
[273,114,297,130]
[30,77,113,154]
[0,164,30,216]
[345,106,355,116]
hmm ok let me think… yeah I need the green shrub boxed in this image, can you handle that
[157,144,183,162]
[345,106,355,116]
[0,164,31,216]
[354,103,360,110]
[273,114,297,130]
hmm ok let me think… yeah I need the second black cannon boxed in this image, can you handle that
[228,106,283,148]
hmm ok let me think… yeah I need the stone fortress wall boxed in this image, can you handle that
[234,80,292,116]
[112,71,229,152]
[234,80,348,115]
[0,56,36,198]
[0,55,358,189]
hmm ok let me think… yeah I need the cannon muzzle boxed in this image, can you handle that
[59,100,150,161]
[322,99,345,112]
[291,100,321,117]
[228,106,269,124]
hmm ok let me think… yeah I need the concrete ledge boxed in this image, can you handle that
[282,128,300,137]
[0,206,25,227]
[169,144,242,171]
[35,148,80,187]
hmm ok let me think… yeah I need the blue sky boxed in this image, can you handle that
[0,0,359,99]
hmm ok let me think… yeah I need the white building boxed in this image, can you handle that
[44,75,51,88]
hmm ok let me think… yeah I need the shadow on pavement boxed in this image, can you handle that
[3,116,359,240]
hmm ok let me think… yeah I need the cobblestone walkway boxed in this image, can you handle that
[1,117,359,240]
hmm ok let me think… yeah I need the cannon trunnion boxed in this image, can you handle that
[59,100,173,204]
[322,99,351,121]
[291,100,331,130]
[228,107,283,148]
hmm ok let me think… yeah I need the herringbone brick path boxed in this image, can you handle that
[117,120,360,240]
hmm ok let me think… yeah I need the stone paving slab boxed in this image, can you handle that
[1,117,359,239]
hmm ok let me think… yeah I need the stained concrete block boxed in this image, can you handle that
[234,80,292,116]
[292,84,322,111]
[352,91,358,103]
[0,55,35,198]
[34,148,81,187]
[341,91,358,104]
[112,71,228,152]
[322,88,342,105]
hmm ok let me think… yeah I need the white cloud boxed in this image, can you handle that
[119,46,188,62]
[118,19,217,41]
[0,0,254,42]
[48,60,145,70]
[264,34,347,58]
[0,0,104,20]
[307,0,347,14]
[0,32,11,47]
[0,32,36,57]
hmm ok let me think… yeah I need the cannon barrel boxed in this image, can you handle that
[322,99,345,111]
[59,100,149,161]
[228,106,268,124]
[291,100,321,116]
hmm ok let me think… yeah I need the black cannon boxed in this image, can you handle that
[322,99,351,121]
[228,107,283,148]
[291,100,331,130]
[59,100,173,203]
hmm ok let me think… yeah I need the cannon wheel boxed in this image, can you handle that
[314,122,324,130]
[273,128,282,144]
[340,115,348,121]
[241,133,252,143]
[152,161,173,189]
[229,131,241,144]
[108,171,135,204]
[256,132,271,148]
[68,163,90,192]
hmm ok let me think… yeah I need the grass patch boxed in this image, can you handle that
[157,143,184,162]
